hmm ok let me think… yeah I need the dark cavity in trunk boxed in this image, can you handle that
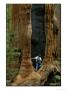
[31,4,46,70]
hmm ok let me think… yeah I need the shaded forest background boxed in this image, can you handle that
[6,4,61,86]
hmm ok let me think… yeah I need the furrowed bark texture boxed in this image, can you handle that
[11,4,60,86]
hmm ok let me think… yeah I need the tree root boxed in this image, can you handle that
[11,59,60,86]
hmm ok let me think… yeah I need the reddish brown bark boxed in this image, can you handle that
[11,4,60,86]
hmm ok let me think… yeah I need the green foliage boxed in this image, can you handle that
[6,4,61,86]
[6,31,21,79]
[44,71,61,86]
[6,5,21,84]
[54,75,61,81]
[6,31,21,82]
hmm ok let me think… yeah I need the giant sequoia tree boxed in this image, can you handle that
[6,4,61,86]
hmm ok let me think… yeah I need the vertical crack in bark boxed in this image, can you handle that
[38,5,60,85]
[11,4,60,86]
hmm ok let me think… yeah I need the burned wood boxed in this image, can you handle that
[11,4,60,86]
